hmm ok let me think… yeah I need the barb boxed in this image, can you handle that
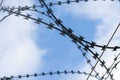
[0,70,99,80]
[86,22,120,80]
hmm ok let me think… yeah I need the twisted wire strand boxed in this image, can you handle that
[86,23,120,80]
[0,70,99,80]
[0,6,113,80]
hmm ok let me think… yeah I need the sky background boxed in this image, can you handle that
[0,0,120,80]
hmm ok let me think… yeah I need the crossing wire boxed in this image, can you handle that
[0,0,120,79]
[103,53,120,80]
[1,1,120,51]
[39,0,115,79]
[86,22,120,80]
[1,1,117,79]
[0,6,109,80]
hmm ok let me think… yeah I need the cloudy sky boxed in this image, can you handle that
[0,0,120,80]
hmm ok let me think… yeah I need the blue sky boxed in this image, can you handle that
[1,0,120,80]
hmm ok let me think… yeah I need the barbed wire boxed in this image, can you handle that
[0,70,100,80]
[0,7,111,80]
[0,0,120,80]
[0,2,115,80]
[39,0,116,79]
[1,3,120,51]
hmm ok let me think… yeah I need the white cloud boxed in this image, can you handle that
[0,0,46,77]
[59,1,120,80]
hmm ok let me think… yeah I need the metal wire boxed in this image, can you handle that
[0,7,107,80]
[0,70,99,80]
[0,0,120,80]
[0,0,3,7]
[1,1,117,79]
[1,2,120,51]
[86,22,120,80]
